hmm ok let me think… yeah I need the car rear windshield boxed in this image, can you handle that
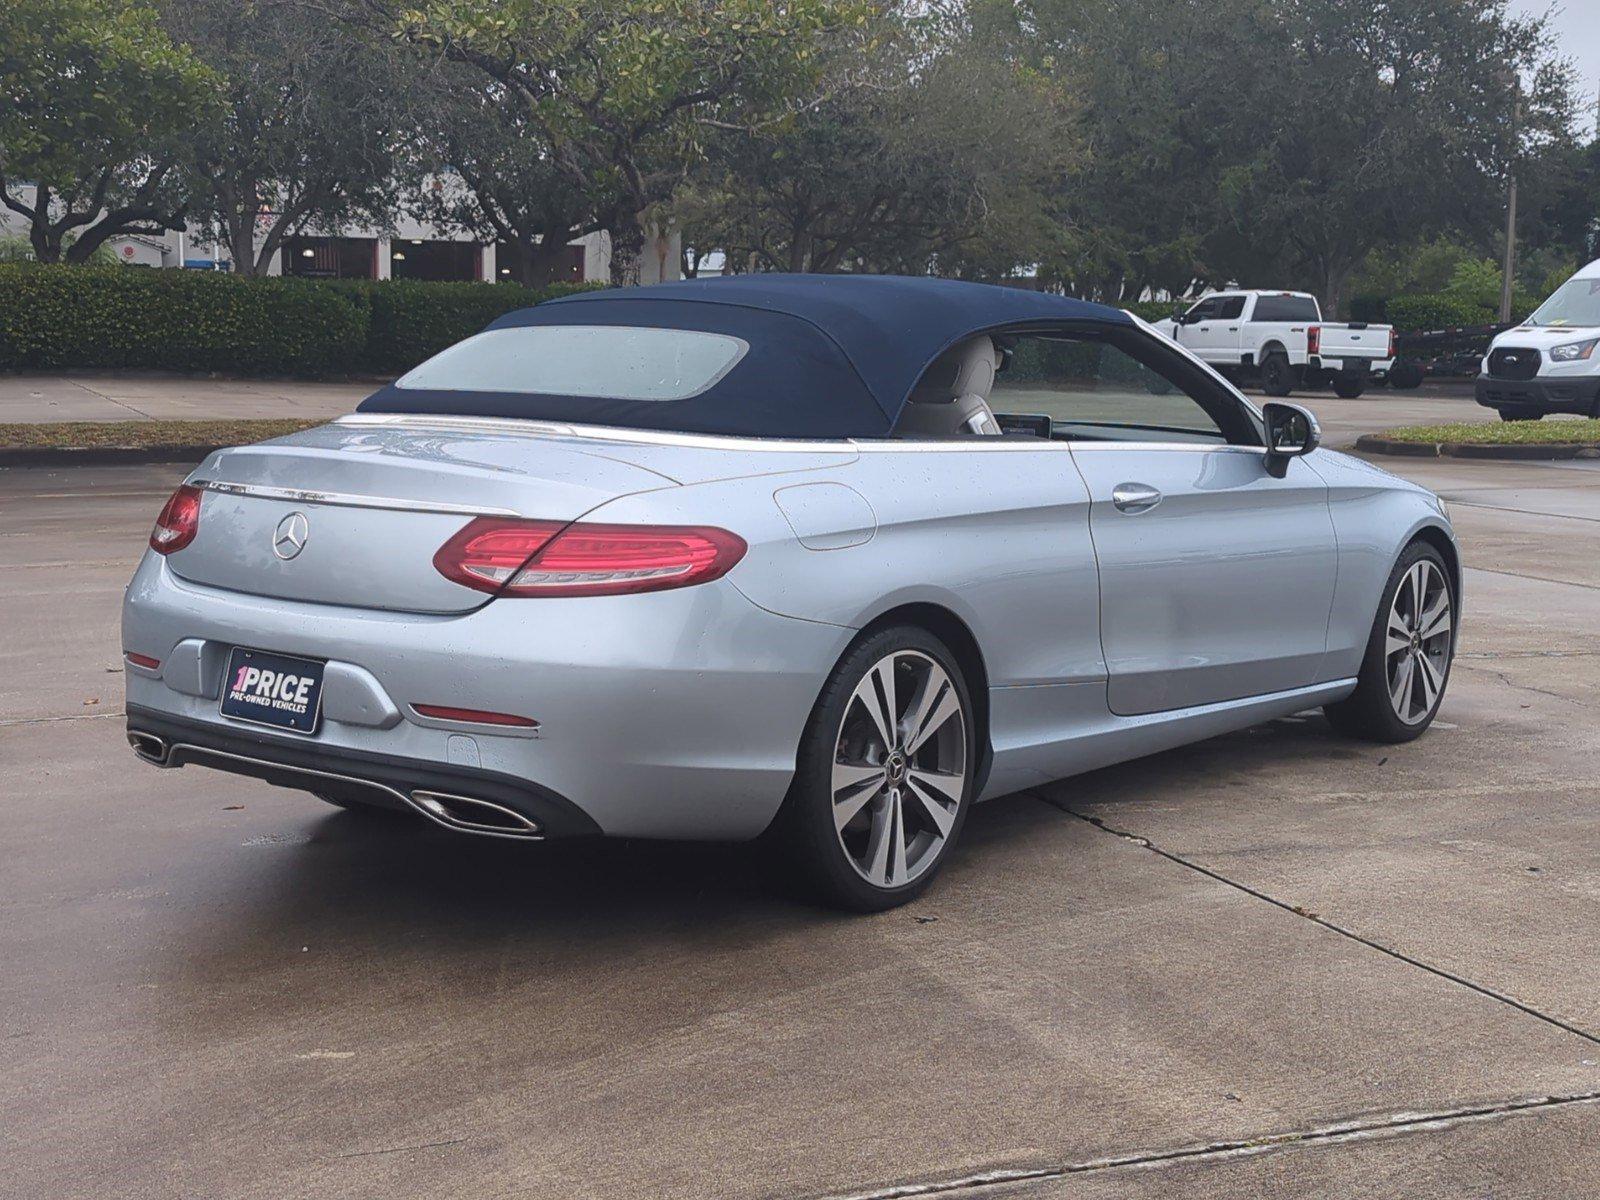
[1251,296,1319,322]
[1526,277,1600,328]
[394,325,750,401]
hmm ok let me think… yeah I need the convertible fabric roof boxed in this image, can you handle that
[358,274,1133,438]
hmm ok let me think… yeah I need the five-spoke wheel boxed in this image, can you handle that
[780,626,976,910]
[1325,541,1455,742]
[831,650,967,891]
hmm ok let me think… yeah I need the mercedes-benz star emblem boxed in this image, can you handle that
[272,511,309,560]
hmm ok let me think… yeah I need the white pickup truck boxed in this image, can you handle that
[1152,290,1395,398]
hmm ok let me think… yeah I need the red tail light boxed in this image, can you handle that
[412,703,539,728]
[149,484,203,555]
[1387,328,1397,358]
[1307,325,1321,356]
[432,518,564,590]
[434,517,747,598]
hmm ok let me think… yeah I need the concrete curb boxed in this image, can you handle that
[1356,434,1600,461]
[0,444,225,468]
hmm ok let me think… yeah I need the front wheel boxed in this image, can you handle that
[776,626,976,911]
[1324,543,1455,743]
[1260,352,1295,396]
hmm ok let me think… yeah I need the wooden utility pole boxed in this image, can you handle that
[1499,81,1520,325]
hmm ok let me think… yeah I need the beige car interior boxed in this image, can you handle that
[896,335,1004,436]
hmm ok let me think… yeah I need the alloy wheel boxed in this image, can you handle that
[1385,559,1452,725]
[831,650,967,889]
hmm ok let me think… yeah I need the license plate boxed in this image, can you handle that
[1345,358,1371,374]
[219,647,325,735]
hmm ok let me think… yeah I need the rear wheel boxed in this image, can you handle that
[1332,374,1366,399]
[1261,352,1294,396]
[1324,543,1455,743]
[777,626,976,911]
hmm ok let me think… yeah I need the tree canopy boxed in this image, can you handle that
[0,0,218,262]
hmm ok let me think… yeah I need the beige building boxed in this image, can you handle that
[1,180,680,284]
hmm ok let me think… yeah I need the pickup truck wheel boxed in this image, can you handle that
[1332,375,1366,399]
[1260,352,1294,396]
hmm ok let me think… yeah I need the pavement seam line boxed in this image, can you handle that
[0,710,125,727]
[819,1091,1600,1200]
[1446,500,1600,524]
[1037,796,1600,1049]
[1463,564,1600,592]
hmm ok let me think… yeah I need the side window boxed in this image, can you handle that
[1184,297,1219,322]
[1215,296,1247,320]
[990,333,1227,444]
[1252,295,1320,322]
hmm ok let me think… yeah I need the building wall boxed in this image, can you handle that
[1,179,673,284]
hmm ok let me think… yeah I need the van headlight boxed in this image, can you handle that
[1549,338,1598,363]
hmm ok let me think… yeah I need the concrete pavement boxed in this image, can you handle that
[3,399,1599,1198]
[0,374,371,423]
[0,371,1489,442]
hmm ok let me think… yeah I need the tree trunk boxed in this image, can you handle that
[608,213,646,286]
[1320,257,1356,320]
[28,186,60,263]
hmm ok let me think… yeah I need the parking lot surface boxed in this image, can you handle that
[4,390,1598,1198]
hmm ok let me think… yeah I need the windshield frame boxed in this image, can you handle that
[1526,276,1600,329]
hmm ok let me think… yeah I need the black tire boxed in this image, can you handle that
[1332,374,1366,399]
[775,625,977,912]
[1388,359,1425,389]
[1498,409,1539,422]
[1324,542,1455,743]
[1260,351,1294,396]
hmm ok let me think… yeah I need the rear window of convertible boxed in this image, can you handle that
[394,325,750,401]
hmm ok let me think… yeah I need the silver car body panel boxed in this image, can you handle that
[124,346,1457,842]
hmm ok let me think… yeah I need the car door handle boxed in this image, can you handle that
[1111,483,1162,514]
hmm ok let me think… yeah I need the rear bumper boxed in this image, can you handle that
[126,706,601,838]
[122,554,853,840]
[1476,374,1600,416]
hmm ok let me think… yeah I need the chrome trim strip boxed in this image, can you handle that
[160,742,546,842]
[192,478,519,517]
[334,413,1069,454]
[1068,442,1269,454]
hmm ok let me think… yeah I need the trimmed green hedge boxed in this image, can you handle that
[1123,299,1179,323]
[0,264,597,377]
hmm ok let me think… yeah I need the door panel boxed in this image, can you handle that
[1069,446,1338,715]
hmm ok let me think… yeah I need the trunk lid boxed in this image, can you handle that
[167,422,675,613]
[1317,324,1392,361]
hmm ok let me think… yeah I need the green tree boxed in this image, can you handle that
[407,72,619,286]
[1207,0,1576,314]
[162,0,411,276]
[677,12,1074,276]
[367,0,877,283]
[0,0,218,262]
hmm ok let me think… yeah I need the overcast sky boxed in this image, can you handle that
[1512,0,1600,135]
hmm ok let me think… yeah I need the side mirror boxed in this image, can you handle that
[1263,402,1319,474]
[1171,305,1188,324]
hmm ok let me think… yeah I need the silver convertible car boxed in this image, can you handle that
[124,276,1459,909]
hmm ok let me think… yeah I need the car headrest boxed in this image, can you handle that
[909,336,1001,405]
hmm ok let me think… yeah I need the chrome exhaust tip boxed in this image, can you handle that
[409,790,543,839]
[128,731,169,765]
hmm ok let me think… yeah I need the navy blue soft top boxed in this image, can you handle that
[359,274,1132,438]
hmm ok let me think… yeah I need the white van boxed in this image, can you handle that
[1477,258,1600,420]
